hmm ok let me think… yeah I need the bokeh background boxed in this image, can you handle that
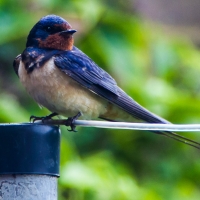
[1,0,200,199]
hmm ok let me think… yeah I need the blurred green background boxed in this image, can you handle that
[1,0,200,199]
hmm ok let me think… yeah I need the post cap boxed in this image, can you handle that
[0,123,60,177]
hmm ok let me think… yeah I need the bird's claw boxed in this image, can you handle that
[30,115,45,123]
[30,112,58,123]
[65,112,81,132]
[30,112,81,132]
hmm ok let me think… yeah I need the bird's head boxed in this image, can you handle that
[26,15,77,51]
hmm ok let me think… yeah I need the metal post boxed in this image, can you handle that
[0,123,60,200]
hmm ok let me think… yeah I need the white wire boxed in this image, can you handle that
[72,120,200,132]
[34,119,200,132]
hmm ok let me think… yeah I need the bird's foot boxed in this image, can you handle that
[64,112,81,132]
[30,112,58,123]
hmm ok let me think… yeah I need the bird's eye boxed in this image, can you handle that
[44,26,60,34]
[47,27,51,31]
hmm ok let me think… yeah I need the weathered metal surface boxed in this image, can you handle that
[0,175,57,200]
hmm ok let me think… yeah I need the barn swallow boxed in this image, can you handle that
[13,15,200,149]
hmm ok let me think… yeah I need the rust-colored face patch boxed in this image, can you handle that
[37,22,74,51]
[38,33,74,51]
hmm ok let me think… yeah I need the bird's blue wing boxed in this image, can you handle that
[54,47,169,124]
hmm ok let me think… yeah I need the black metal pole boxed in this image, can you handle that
[0,123,60,200]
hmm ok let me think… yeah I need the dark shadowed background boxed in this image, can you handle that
[1,0,200,199]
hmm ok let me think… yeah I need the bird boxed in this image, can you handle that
[13,14,200,149]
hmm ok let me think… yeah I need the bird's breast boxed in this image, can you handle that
[18,58,108,119]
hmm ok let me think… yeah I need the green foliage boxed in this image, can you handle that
[1,0,200,199]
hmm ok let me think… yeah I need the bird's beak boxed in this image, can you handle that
[59,29,77,35]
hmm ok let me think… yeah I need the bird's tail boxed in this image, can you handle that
[100,115,200,150]
[159,131,200,149]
